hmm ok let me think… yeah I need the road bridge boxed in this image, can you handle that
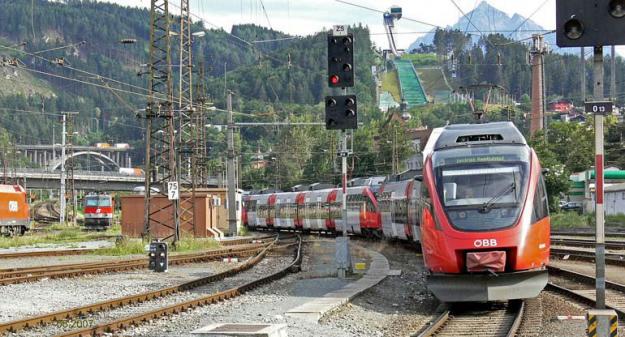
[16,144,132,169]
[10,169,225,192]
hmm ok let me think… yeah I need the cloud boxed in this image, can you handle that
[97,0,558,50]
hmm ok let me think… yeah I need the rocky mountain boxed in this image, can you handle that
[408,1,556,51]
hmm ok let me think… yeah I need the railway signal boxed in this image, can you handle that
[556,0,625,47]
[557,1,621,334]
[325,95,358,130]
[327,32,354,88]
[148,241,168,272]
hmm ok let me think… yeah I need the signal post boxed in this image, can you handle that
[327,25,356,278]
[556,1,624,335]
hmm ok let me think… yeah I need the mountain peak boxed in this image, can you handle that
[408,1,550,51]
[475,1,496,11]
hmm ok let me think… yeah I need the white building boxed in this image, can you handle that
[604,183,625,216]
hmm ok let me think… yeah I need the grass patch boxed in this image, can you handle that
[402,53,438,66]
[173,237,220,252]
[91,236,220,256]
[381,70,401,102]
[606,214,625,228]
[551,211,591,229]
[0,227,85,249]
[92,238,146,256]
[0,223,122,249]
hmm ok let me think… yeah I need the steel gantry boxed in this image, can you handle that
[143,0,180,244]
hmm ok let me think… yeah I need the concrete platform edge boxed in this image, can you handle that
[285,245,390,322]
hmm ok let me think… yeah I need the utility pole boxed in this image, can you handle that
[593,46,606,310]
[530,34,546,137]
[581,47,586,101]
[611,45,616,100]
[226,92,237,236]
[60,113,67,225]
[337,128,352,278]
[142,0,180,245]
[66,113,77,226]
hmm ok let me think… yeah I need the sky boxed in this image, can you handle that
[101,0,557,49]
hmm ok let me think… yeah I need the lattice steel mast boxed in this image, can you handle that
[142,0,180,244]
[178,0,197,235]
[66,113,76,226]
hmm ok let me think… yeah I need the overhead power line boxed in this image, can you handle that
[449,0,493,47]
[506,0,551,39]
[334,0,441,28]
[258,0,273,30]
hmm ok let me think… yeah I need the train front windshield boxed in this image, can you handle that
[85,196,111,207]
[432,145,530,231]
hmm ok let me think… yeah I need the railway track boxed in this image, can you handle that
[551,237,625,250]
[31,200,61,224]
[0,234,273,261]
[0,248,95,259]
[547,265,625,320]
[552,231,625,239]
[417,300,525,337]
[25,234,301,337]
[0,240,275,286]
[0,235,297,335]
[550,247,625,267]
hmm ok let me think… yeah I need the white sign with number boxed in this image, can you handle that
[167,182,179,200]
[333,25,347,36]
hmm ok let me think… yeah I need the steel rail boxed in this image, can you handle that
[0,249,96,259]
[0,244,269,286]
[0,237,281,334]
[416,300,525,337]
[54,235,302,337]
[550,247,625,267]
[546,265,625,320]
[552,231,625,238]
[551,238,625,250]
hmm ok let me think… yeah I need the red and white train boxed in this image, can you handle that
[83,193,114,230]
[243,122,550,302]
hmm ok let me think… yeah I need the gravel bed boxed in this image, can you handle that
[550,258,625,284]
[12,256,290,337]
[539,291,588,337]
[0,239,114,253]
[0,254,145,269]
[105,239,438,337]
[323,241,438,337]
[0,260,240,323]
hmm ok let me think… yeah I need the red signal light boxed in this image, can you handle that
[330,75,340,85]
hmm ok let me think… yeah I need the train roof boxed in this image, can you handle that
[0,185,25,193]
[434,122,526,150]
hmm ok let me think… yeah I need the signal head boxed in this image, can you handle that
[345,97,355,107]
[327,97,337,107]
[329,75,340,85]
[610,0,625,18]
[345,109,356,117]
[564,17,584,40]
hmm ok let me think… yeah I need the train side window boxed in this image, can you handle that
[532,175,549,222]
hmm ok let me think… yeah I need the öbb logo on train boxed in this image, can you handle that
[473,239,498,248]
